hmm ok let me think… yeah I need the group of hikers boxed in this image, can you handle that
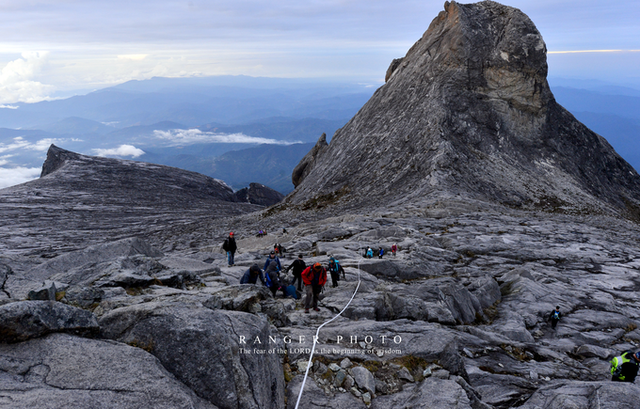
[227,232,640,382]
[363,244,397,259]
[225,231,348,314]
[549,305,640,383]
[238,251,344,313]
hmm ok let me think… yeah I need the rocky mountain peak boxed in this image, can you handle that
[41,144,80,177]
[287,0,640,219]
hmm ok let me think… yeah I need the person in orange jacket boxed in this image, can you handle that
[301,262,327,313]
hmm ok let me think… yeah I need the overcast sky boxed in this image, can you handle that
[0,0,638,104]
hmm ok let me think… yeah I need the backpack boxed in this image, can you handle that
[611,353,632,379]
[552,311,560,320]
[265,271,272,287]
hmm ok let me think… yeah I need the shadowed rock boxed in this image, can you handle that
[234,182,285,206]
[0,301,99,343]
[292,133,328,187]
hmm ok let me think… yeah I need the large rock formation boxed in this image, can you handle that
[287,1,640,219]
[234,182,285,206]
[0,145,262,254]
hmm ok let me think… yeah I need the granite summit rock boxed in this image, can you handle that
[287,1,640,219]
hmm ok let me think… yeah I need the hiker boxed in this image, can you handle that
[302,262,327,313]
[280,277,300,300]
[265,261,285,297]
[548,306,561,329]
[391,243,397,257]
[263,251,282,272]
[239,264,265,285]
[274,243,285,258]
[378,247,384,259]
[328,257,340,288]
[366,247,374,259]
[285,254,306,292]
[222,232,237,266]
[611,351,640,382]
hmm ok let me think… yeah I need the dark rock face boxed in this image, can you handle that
[287,1,640,218]
[0,301,99,343]
[291,133,328,187]
[234,182,285,206]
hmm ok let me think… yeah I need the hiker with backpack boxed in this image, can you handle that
[366,247,374,258]
[239,264,265,285]
[302,262,327,313]
[285,254,306,292]
[378,247,384,259]
[222,232,237,266]
[391,243,397,257]
[265,261,285,297]
[610,351,640,382]
[263,251,282,272]
[328,257,340,288]
[548,306,561,329]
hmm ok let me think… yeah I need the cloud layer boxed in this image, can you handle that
[93,144,145,158]
[153,129,301,146]
[0,136,60,154]
[0,166,41,189]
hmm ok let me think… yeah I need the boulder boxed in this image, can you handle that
[371,377,472,408]
[0,300,98,343]
[520,380,640,409]
[0,333,217,408]
[285,374,366,409]
[99,302,284,409]
[351,366,376,395]
[234,183,285,207]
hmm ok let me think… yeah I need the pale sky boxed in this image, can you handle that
[0,0,639,104]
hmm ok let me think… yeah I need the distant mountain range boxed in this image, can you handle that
[0,76,375,192]
[1,74,639,194]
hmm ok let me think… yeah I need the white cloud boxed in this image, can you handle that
[117,54,149,61]
[0,104,18,109]
[93,144,145,158]
[0,137,61,153]
[153,129,300,146]
[0,166,41,189]
[0,51,55,104]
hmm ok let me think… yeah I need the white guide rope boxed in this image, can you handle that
[294,253,363,409]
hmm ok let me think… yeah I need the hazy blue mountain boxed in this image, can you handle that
[34,117,115,135]
[568,111,640,171]
[0,76,375,130]
[198,117,345,143]
[550,83,640,171]
[138,143,314,194]
[551,86,640,121]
